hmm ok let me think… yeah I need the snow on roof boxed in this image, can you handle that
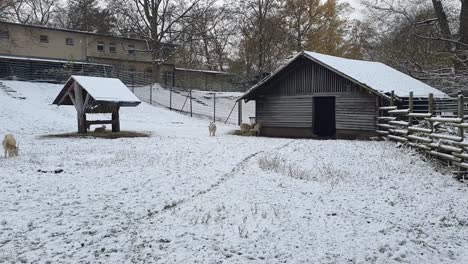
[239,51,448,101]
[303,51,448,98]
[53,76,141,106]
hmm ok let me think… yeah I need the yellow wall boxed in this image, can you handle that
[0,22,174,72]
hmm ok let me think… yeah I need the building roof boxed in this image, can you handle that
[239,51,449,101]
[0,21,146,42]
[53,76,141,107]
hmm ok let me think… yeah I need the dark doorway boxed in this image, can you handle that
[313,97,336,137]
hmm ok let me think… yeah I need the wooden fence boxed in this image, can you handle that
[378,91,468,175]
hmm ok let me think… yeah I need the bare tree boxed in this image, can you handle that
[237,0,286,82]
[180,3,237,71]
[0,0,15,21]
[12,0,61,25]
[110,0,211,81]
[362,0,468,95]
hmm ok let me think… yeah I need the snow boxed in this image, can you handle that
[1,80,467,263]
[304,51,449,98]
[60,76,141,105]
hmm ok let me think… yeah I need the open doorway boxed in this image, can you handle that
[313,97,336,137]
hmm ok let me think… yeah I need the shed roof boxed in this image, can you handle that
[239,51,448,101]
[52,76,141,107]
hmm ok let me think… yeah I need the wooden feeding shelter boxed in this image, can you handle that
[52,76,141,133]
[238,51,449,139]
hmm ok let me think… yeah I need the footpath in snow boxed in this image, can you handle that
[0,81,467,264]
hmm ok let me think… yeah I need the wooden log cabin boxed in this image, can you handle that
[238,51,448,139]
[52,76,141,133]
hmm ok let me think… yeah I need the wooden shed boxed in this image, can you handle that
[238,51,448,139]
[52,76,141,133]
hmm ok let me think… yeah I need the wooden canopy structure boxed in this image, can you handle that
[52,76,141,133]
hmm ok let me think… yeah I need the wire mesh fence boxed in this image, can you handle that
[0,58,255,125]
[133,84,255,125]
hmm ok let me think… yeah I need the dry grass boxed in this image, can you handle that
[41,131,151,139]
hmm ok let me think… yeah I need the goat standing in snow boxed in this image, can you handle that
[251,123,262,136]
[209,121,217,136]
[94,125,106,133]
[240,123,252,136]
[2,134,19,158]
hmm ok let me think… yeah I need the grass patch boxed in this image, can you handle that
[41,131,151,139]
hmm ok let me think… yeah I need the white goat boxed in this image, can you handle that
[2,134,19,158]
[251,123,262,136]
[94,125,106,133]
[209,121,217,136]
[240,123,252,135]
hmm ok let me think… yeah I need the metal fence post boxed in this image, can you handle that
[150,83,153,105]
[238,100,243,126]
[190,89,193,117]
[169,87,172,111]
[213,93,216,121]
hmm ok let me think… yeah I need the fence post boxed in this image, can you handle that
[213,93,216,121]
[169,87,172,111]
[458,93,464,139]
[408,91,414,129]
[390,90,395,106]
[238,100,243,126]
[150,83,153,105]
[190,89,193,117]
[429,93,434,132]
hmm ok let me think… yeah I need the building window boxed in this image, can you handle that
[97,41,105,52]
[109,43,116,53]
[40,35,49,43]
[0,30,9,39]
[66,38,74,46]
[128,44,135,55]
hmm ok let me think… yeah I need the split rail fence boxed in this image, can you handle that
[378,91,468,175]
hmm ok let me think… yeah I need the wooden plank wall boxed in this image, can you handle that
[256,59,377,131]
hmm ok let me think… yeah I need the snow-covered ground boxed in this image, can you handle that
[0,80,467,263]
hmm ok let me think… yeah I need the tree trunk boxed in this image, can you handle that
[432,0,465,70]
[457,0,468,68]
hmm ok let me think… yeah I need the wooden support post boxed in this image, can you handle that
[112,106,120,132]
[458,93,464,138]
[238,100,243,126]
[428,93,434,132]
[73,82,87,134]
[408,91,414,130]
[390,90,395,106]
